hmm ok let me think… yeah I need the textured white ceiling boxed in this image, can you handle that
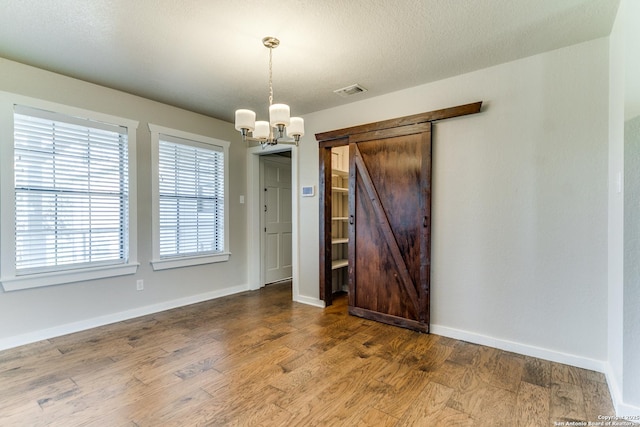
[0,0,620,122]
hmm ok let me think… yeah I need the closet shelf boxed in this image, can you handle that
[331,259,348,270]
[332,186,348,193]
[332,238,348,245]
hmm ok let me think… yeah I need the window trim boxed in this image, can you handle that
[149,123,230,271]
[0,92,139,291]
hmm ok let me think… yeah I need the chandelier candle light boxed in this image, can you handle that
[235,37,305,147]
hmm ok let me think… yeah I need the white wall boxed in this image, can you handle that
[622,0,640,412]
[608,0,640,416]
[0,58,248,349]
[298,38,610,368]
[624,116,640,407]
[608,0,626,410]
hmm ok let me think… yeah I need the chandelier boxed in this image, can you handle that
[234,36,305,147]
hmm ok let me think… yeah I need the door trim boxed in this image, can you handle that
[247,145,299,300]
[315,101,482,142]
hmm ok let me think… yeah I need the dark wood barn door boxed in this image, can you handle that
[348,124,432,332]
[315,102,482,333]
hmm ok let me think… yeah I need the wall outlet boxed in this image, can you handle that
[136,279,144,291]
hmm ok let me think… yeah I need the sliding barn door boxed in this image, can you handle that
[348,123,432,332]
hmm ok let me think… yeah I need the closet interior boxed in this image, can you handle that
[330,145,349,294]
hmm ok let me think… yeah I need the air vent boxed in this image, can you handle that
[333,84,367,98]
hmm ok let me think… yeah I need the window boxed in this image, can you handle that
[149,124,230,270]
[0,95,138,291]
[159,138,224,256]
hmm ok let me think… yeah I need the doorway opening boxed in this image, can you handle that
[318,139,350,306]
[260,152,292,285]
[247,144,300,301]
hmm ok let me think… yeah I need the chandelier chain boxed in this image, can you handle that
[268,46,273,106]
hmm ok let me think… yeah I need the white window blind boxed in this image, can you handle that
[158,135,224,258]
[13,106,129,274]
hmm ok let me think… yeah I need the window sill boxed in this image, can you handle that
[150,252,231,271]
[1,262,140,292]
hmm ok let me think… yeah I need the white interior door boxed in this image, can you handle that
[261,156,292,284]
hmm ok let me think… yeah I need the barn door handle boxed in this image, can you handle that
[423,216,428,227]
[349,215,354,225]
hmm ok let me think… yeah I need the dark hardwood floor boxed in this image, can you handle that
[0,282,616,426]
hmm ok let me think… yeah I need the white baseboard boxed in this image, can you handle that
[0,283,249,352]
[294,295,325,308]
[605,363,625,415]
[430,324,607,373]
[616,401,640,419]
[603,362,640,418]
[432,325,640,419]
